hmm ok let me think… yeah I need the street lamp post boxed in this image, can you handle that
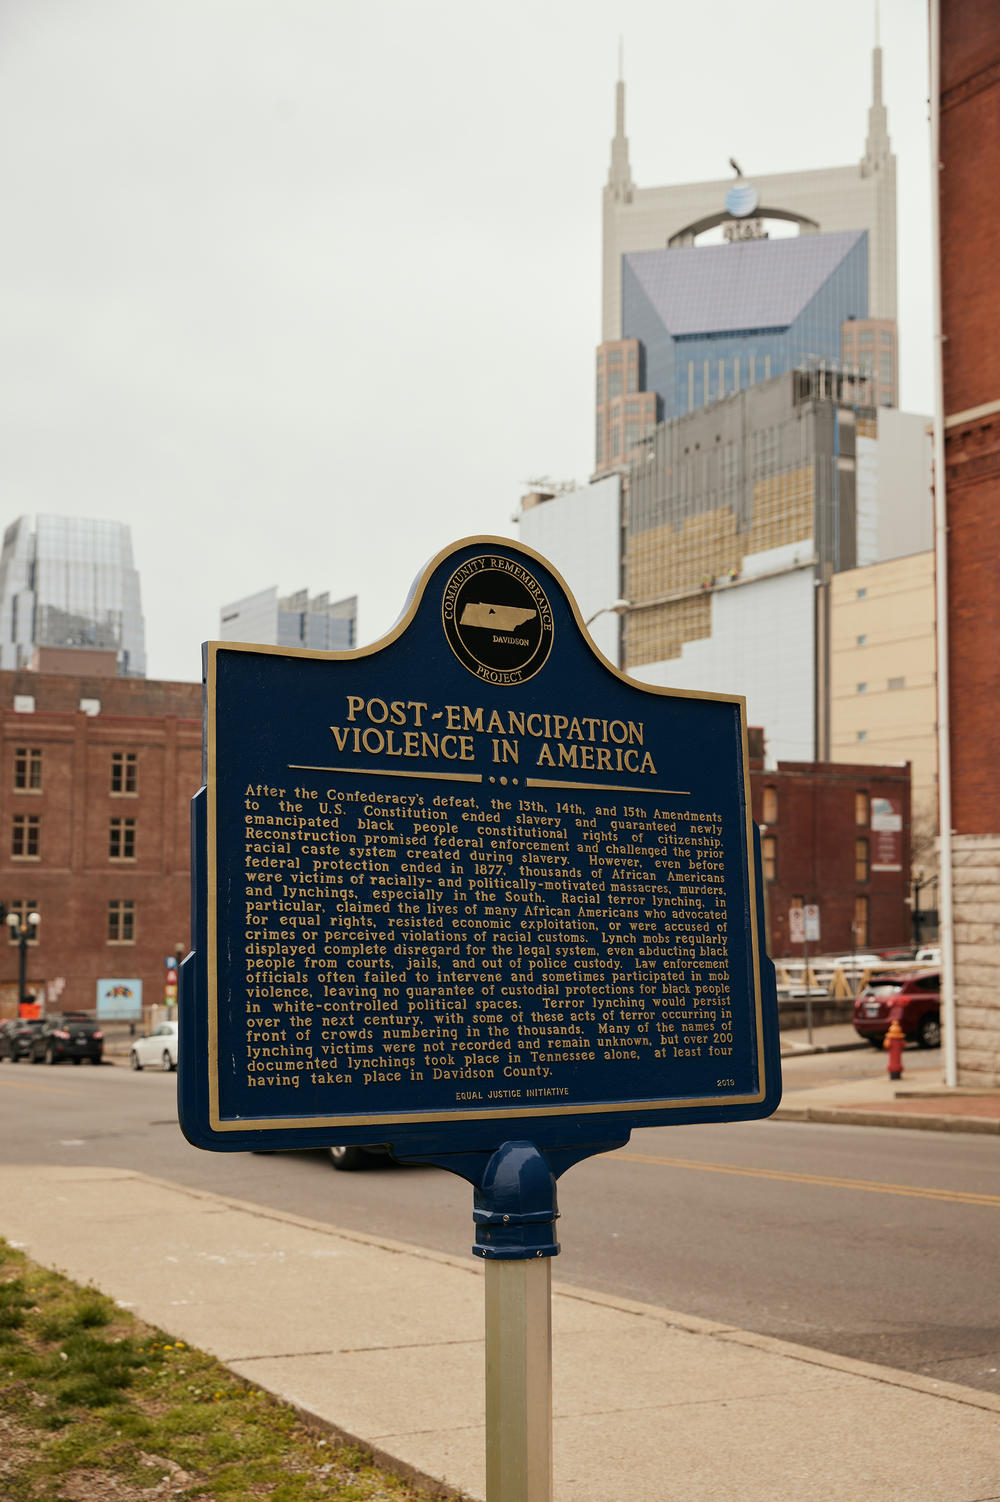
[6,910,40,1015]
[583,599,632,669]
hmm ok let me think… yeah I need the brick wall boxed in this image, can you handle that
[0,669,201,721]
[0,690,202,1023]
[750,760,911,957]
[940,4,1000,1084]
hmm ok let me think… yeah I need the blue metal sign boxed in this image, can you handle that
[96,978,143,1020]
[179,538,779,1159]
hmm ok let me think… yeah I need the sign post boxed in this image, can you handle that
[180,537,780,1500]
[803,904,820,1041]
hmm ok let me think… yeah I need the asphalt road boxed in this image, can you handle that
[2,1050,998,1396]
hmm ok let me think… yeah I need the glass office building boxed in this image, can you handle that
[622,230,869,423]
[219,586,357,652]
[0,515,146,675]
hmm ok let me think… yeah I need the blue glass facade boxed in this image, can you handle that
[0,515,146,675]
[623,231,869,420]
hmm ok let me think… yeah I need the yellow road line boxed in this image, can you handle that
[612,1151,1000,1208]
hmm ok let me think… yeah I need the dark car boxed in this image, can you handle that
[878,945,918,963]
[853,969,941,1049]
[0,1017,44,1062]
[30,1012,104,1065]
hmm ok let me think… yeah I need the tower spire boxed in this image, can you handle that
[607,48,633,200]
[862,15,890,173]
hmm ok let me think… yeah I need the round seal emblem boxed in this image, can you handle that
[442,554,554,685]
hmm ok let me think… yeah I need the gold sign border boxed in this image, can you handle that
[204,534,768,1133]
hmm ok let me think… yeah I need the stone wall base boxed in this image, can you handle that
[953,833,1000,1087]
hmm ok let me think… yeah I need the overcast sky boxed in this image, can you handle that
[0,1,931,682]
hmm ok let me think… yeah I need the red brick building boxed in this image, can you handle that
[938,4,1000,1085]
[749,751,911,958]
[0,666,201,1023]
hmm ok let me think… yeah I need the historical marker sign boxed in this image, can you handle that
[179,538,780,1156]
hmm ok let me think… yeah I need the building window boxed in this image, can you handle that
[109,817,136,860]
[887,676,904,691]
[110,751,137,794]
[856,730,868,742]
[7,900,39,943]
[12,814,40,858]
[108,899,135,944]
[856,634,867,646]
[856,587,867,599]
[608,370,623,398]
[853,896,869,948]
[13,695,35,714]
[762,835,777,882]
[855,792,869,826]
[857,682,867,694]
[13,748,42,791]
[596,373,604,404]
[762,786,778,824]
[855,838,870,883]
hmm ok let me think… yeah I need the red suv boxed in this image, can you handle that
[853,970,941,1049]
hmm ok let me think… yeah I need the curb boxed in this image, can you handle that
[779,1039,869,1057]
[774,1104,1000,1134]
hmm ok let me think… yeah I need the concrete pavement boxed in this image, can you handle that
[4,1155,1000,1502]
[12,1022,990,1498]
[776,1022,1000,1134]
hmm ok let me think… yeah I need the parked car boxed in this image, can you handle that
[0,1017,44,1062]
[328,1145,386,1171]
[879,945,918,962]
[915,945,941,965]
[853,969,941,1049]
[821,953,884,969]
[29,1012,104,1065]
[129,1021,179,1072]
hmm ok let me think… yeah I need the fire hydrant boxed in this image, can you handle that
[883,1017,905,1080]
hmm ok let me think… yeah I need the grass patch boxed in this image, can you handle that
[0,1238,451,1501]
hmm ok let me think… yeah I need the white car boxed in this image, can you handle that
[821,953,884,970]
[129,1021,179,1072]
[915,945,941,964]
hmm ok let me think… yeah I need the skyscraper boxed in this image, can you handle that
[597,37,897,469]
[219,586,357,652]
[0,515,146,677]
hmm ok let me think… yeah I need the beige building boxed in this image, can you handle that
[830,551,937,852]
[841,317,899,408]
[602,44,897,343]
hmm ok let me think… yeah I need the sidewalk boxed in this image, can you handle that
[776,1023,1000,1135]
[3,1163,1000,1502]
